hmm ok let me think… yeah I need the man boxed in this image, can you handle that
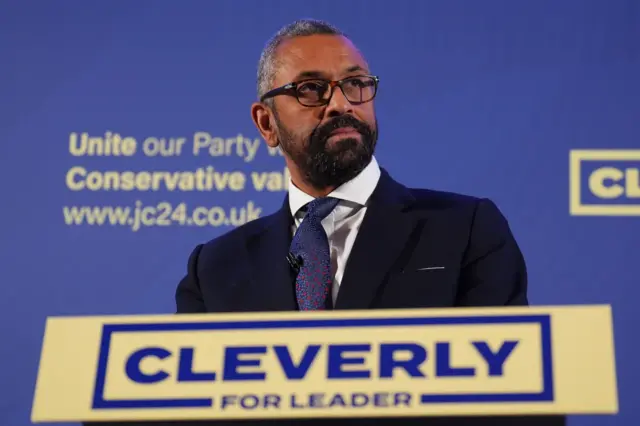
[88,19,559,426]
[175,19,528,314]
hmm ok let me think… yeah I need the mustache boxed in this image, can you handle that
[311,115,373,144]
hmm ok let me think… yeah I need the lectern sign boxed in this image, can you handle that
[31,306,618,422]
[93,316,549,410]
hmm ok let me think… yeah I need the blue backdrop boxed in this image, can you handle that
[1,0,638,425]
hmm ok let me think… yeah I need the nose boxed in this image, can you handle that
[324,85,354,117]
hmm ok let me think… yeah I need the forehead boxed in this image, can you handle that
[272,34,368,85]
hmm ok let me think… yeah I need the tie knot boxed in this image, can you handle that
[305,197,339,221]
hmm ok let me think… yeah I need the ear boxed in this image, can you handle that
[250,102,278,148]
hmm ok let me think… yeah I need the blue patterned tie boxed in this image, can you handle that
[290,197,340,310]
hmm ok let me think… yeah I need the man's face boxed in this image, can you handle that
[269,34,378,189]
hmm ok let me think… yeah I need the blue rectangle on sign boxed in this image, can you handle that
[579,160,640,205]
[92,315,554,409]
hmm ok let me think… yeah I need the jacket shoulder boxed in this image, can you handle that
[194,208,281,260]
[408,187,483,211]
[406,187,510,228]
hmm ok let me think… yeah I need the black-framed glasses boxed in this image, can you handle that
[260,74,379,107]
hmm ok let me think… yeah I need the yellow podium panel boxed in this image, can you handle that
[31,305,618,422]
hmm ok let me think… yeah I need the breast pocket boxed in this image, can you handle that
[378,267,459,308]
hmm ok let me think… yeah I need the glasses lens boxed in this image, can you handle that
[296,80,331,106]
[341,76,377,104]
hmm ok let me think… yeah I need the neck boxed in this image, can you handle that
[291,178,335,198]
[299,185,335,198]
[287,163,335,198]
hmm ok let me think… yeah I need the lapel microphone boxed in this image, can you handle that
[286,252,303,273]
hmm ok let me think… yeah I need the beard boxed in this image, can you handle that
[275,113,378,189]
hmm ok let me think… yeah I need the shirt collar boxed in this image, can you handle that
[288,156,381,217]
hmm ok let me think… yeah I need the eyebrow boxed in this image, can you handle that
[292,65,368,81]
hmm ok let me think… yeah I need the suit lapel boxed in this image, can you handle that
[245,198,298,311]
[334,170,419,310]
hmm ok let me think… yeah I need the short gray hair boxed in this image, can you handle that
[257,19,345,103]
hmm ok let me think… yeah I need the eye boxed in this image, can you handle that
[346,76,375,88]
[297,80,327,95]
[345,78,366,88]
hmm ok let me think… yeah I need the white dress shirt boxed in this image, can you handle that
[288,156,381,304]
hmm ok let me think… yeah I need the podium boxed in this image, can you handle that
[31,305,618,425]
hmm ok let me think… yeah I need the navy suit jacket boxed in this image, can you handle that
[86,172,564,425]
[175,169,528,313]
